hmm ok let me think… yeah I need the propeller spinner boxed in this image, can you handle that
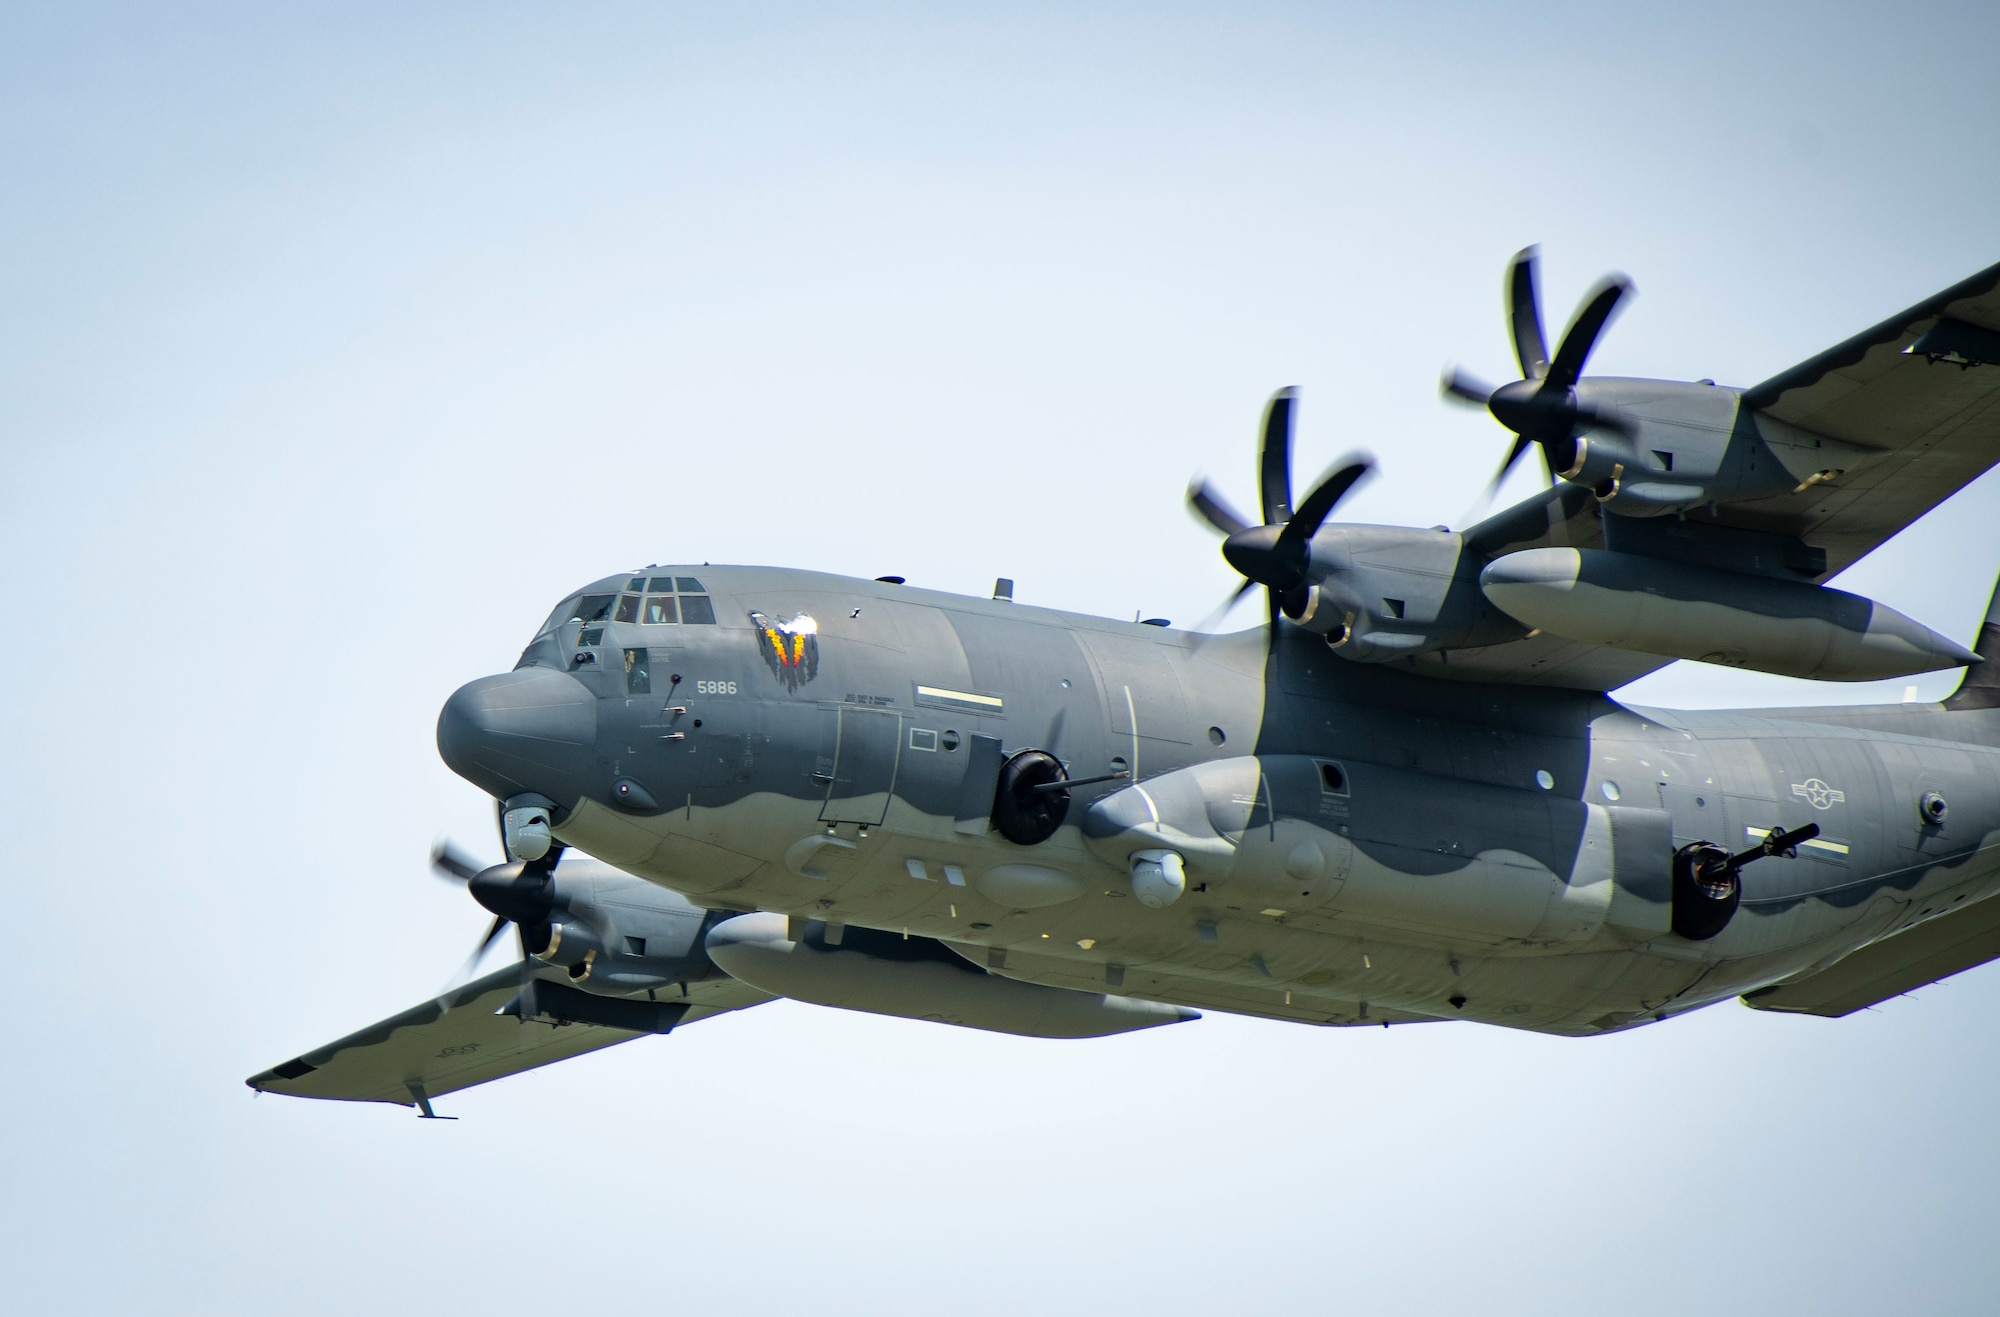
[431,840,558,984]
[1441,246,1634,500]
[1187,387,1373,623]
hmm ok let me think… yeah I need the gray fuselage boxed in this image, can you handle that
[434,565,2000,1036]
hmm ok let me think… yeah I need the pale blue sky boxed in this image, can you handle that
[5,4,2000,1312]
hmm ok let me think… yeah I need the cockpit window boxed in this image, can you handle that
[647,576,676,593]
[675,576,705,593]
[627,577,646,592]
[680,594,717,625]
[539,596,582,636]
[643,595,678,625]
[613,594,641,624]
[572,594,616,624]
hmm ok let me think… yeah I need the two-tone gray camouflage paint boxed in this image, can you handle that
[433,564,2000,1038]
[253,250,2000,1110]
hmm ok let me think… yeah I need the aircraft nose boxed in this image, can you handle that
[436,667,598,801]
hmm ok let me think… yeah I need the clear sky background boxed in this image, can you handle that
[6,3,2000,1312]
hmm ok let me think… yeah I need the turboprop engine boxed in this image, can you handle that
[1293,524,1526,661]
[1480,548,1978,681]
[703,914,1195,1038]
[1440,247,1882,520]
[434,844,718,996]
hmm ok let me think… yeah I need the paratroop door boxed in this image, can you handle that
[819,706,903,825]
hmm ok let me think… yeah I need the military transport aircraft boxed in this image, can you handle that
[253,248,2000,1117]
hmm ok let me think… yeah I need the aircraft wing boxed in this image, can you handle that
[1734,259,2000,577]
[1739,892,2000,1018]
[1428,486,1675,691]
[247,963,772,1111]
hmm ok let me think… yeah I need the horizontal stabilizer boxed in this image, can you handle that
[1741,893,2000,1017]
[247,963,770,1108]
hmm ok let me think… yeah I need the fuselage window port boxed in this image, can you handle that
[578,627,604,647]
[643,595,679,625]
[572,594,616,625]
[624,648,651,695]
[1319,761,1348,794]
[614,594,642,624]
[681,595,717,625]
[910,727,939,752]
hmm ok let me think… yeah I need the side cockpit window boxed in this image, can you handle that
[539,596,583,637]
[572,594,616,625]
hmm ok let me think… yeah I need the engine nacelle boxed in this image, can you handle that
[1295,524,1525,662]
[703,914,1194,1038]
[526,857,720,995]
[1552,378,1880,516]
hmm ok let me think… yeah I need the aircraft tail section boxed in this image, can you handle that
[1945,571,2000,710]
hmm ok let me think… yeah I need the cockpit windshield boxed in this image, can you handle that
[536,580,717,643]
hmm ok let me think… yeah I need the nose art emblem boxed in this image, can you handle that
[750,611,820,692]
[1791,778,1846,810]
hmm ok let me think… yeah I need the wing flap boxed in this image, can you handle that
[1740,893,2000,1018]
[248,966,770,1106]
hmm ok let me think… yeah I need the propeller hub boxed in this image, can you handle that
[1220,524,1304,589]
[1487,378,1569,437]
[468,861,556,926]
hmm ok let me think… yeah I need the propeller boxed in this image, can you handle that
[1187,387,1373,624]
[1442,246,1634,502]
[430,839,558,987]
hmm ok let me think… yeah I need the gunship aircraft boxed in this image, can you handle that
[254,249,2000,1117]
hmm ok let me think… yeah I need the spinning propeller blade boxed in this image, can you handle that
[1545,276,1631,392]
[1440,366,1496,407]
[1258,387,1297,525]
[1279,459,1372,555]
[1186,387,1374,630]
[1507,246,1550,381]
[429,838,560,991]
[1186,477,1253,538]
[440,913,511,992]
[1443,246,1635,494]
[430,840,483,883]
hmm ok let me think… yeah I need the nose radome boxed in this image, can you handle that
[436,667,598,801]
